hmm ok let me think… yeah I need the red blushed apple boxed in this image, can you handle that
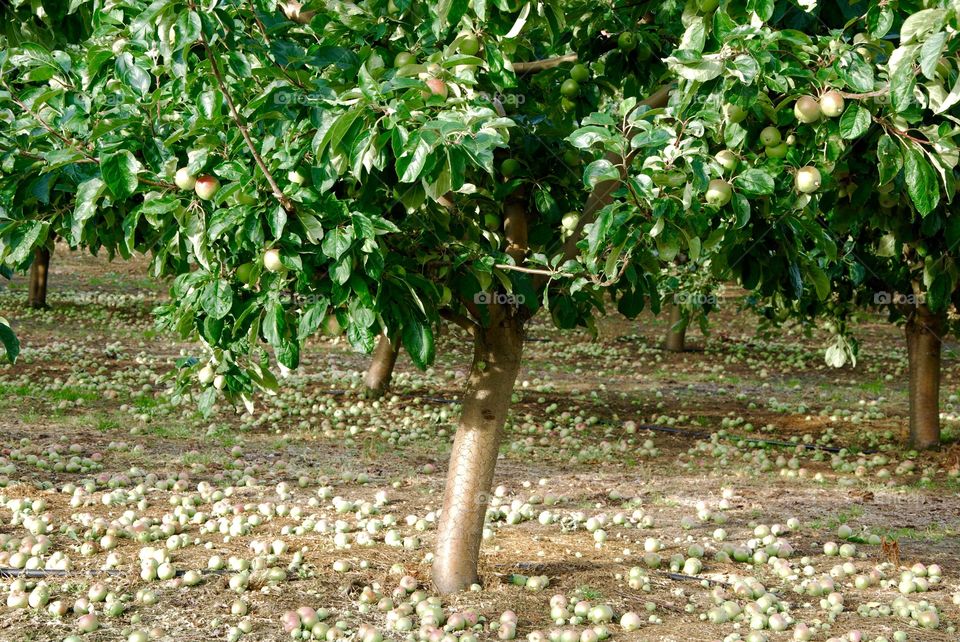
[194,175,220,200]
[423,78,448,99]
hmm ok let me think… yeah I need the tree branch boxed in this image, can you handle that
[203,40,295,212]
[495,263,555,277]
[440,310,478,333]
[538,82,673,289]
[512,54,578,74]
[4,86,97,163]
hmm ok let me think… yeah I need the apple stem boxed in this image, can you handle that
[203,40,296,213]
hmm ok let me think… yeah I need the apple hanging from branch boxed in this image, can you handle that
[194,175,220,201]
[174,168,196,191]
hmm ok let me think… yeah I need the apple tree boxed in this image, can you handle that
[3,0,959,597]
[580,1,960,450]
[0,0,110,309]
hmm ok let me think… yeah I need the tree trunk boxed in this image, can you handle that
[905,306,943,449]
[363,334,399,399]
[27,246,51,309]
[432,317,525,594]
[664,302,686,352]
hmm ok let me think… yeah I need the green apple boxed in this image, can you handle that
[794,95,821,124]
[795,166,821,193]
[236,262,256,285]
[393,51,414,68]
[263,249,283,272]
[501,158,521,178]
[723,104,747,124]
[560,79,580,98]
[759,126,781,147]
[458,34,480,56]
[715,150,739,172]
[765,143,788,159]
[705,179,733,206]
[819,90,845,118]
[175,167,196,191]
[570,64,590,83]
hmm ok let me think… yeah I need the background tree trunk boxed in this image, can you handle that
[432,318,524,594]
[664,302,686,352]
[27,246,51,309]
[906,305,943,449]
[363,335,399,399]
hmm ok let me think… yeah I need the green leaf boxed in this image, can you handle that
[401,319,435,370]
[731,193,750,229]
[903,147,940,216]
[733,169,774,196]
[927,272,953,312]
[567,126,614,149]
[115,52,151,97]
[322,226,354,260]
[396,137,431,183]
[808,264,831,301]
[666,55,723,82]
[837,53,874,93]
[900,9,948,45]
[262,301,286,348]
[268,206,287,239]
[100,150,140,199]
[0,320,20,364]
[201,279,233,320]
[919,31,948,80]
[889,46,919,113]
[583,159,620,188]
[838,103,871,139]
[876,135,902,185]
[6,221,47,265]
[70,178,105,245]
[298,299,329,339]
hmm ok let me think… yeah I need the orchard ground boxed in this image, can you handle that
[0,246,958,642]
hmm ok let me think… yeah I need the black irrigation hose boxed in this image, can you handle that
[0,567,231,579]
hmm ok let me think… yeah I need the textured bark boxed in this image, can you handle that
[363,335,399,399]
[664,302,686,352]
[432,318,524,594]
[906,306,943,449]
[28,246,51,309]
